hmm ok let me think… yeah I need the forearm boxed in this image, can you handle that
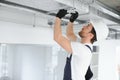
[54,17,62,41]
[66,22,77,41]
[54,17,72,53]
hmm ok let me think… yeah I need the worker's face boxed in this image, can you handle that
[78,23,93,38]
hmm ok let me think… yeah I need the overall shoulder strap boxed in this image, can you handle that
[70,54,72,59]
[85,45,93,79]
[85,45,93,53]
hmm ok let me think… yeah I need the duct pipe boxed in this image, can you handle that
[55,0,90,14]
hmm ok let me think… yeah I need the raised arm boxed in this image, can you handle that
[66,11,79,41]
[54,9,72,54]
[66,22,77,41]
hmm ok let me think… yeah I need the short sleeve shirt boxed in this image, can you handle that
[71,42,92,80]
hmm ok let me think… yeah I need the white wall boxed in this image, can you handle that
[0,6,55,45]
[6,44,54,80]
[4,44,68,80]
[97,40,120,80]
[0,21,55,45]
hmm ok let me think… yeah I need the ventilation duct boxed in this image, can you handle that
[0,0,119,24]
[77,0,94,4]
[55,0,120,24]
[55,0,90,14]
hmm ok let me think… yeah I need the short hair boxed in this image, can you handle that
[90,27,97,44]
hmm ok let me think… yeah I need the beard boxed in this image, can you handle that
[79,31,84,38]
[78,31,86,38]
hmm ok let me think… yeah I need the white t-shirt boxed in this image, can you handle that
[71,42,92,80]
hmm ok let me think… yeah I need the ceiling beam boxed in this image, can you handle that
[95,0,120,16]
[0,0,48,13]
[90,6,120,24]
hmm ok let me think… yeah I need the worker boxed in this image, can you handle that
[54,9,109,80]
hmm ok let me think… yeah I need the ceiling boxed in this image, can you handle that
[0,0,120,31]
[1,0,120,12]
[16,0,67,11]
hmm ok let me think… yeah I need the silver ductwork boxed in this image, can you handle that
[55,0,90,14]
[55,0,120,24]
[0,0,120,24]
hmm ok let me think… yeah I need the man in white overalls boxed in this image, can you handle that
[54,9,109,80]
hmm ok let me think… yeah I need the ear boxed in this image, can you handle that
[89,33,94,39]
